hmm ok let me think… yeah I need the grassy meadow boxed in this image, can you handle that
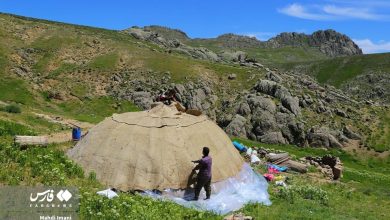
[0,114,389,219]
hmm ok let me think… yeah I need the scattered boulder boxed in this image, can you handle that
[254,80,300,115]
[131,91,153,109]
[236,102,251,116]
[281,96,301,116]
[306,127,343,148]
[316,101,327,113]
[276,113,306,145]
[225,114,247,137]
[220,51,247,62]
[266,71,282,83]
[254,80,278,96]
[252,111,278,136]
[247,95,276,114]
[334,109,348,118]
[174,84,186,96]
[343,126,361,140]
[300,94,314,108]
[259,132,286,144]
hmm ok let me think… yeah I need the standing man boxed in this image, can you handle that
[192,147,212,200]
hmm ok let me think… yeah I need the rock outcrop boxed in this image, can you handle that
[342,73,390,104]
[222,80,305,145]
[143,25,190,42]
[124,27,362,60]
[266,29,362,57]
[254,80,300,115]
[123,27,221,62]
[225,114,247,137]
[306,127,343,148]
[213,33,263,48]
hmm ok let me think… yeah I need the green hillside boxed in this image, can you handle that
[283,53,390,87]
[189,39,328,65]
[0,12,390,219]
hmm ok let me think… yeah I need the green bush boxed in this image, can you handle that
[79,192,219,220]
[0,143,84,185]
[4,104,21,113]
[277,185,329,205]
[0,120,35,136]
[88,171,97,181]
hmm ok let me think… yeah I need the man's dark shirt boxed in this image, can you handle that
[198,156,212,179]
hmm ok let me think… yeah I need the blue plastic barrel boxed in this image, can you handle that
[233,141,245,152]
[72,127,82,141]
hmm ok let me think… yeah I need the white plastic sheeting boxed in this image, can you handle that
[250,154,261,164]
[144,163,271,215]
[97,188,118,199]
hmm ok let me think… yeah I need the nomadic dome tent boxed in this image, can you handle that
[68,103,244,191]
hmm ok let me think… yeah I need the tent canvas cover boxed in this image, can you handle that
[68,103,244,191]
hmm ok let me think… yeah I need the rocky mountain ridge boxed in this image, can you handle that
[127,25,362,57]
[267,30,362,56]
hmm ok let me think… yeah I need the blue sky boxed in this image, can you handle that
[1,0,389,53]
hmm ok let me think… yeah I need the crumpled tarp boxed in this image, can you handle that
[143,163,271,215]
[97,188,118,199]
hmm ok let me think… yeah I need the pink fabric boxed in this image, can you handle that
[267,167,280,174]
[263,173,274,181]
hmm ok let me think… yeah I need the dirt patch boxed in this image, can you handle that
[33,112,94,129]
[344,139,389,159]
[34,112,94,144]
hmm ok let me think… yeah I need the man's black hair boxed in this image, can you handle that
[203,147,210,156]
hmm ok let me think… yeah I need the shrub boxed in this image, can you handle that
[0,120,35,136]
[4,104,21,113]
[0,143,84,185]
[79,193,219,220]
[88,171,97,181]
[308,165,318,173]
[277,185,329,205]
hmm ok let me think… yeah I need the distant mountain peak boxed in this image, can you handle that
[212,33,262,48]
[142,25,190,42]
[123,24,362,57]
[267,29,362,56]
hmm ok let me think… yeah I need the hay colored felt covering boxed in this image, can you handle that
[68,103,244,191]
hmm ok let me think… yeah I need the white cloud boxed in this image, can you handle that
[278,3,388,21]
[327,0,390,7]
[323,5,386,20]
[353,39,390,53]
[243,32,275,41]
[278,3,334,21]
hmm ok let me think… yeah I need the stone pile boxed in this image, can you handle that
[303,155,343,180]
